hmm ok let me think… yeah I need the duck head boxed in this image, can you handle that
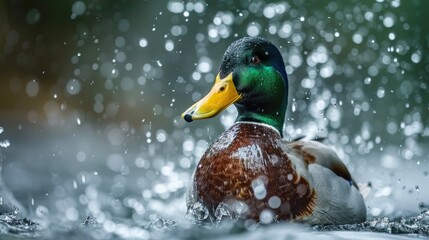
[182,37,289,135]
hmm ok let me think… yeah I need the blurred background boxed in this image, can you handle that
[0,0,428,237]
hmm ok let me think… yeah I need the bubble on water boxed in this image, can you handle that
[197,57,212,73]
[259,209,274,224]
[288,54,302,68]
[171,25,187,36]
[301,78,315,89]
[156,129,167,143]
[247,22,261,37]
[364,77,372,85]
[411,51,422,63]
[139,38,148,48]
[263,5,276,19]
[71,1,86,16]
[252,177,267,200]
[352,33,363,44]
[268,196,281,209]
[377,87,385,98]
[182,139,194,155]
[26,80,39,97]
[66,79,81,95]
[383,14,395,28]
[193,2,205,13]
[167,0,184,13]
[165,40,174,51]
[320,64,334,78]
[278,22,292,38]
[26,9,41,25]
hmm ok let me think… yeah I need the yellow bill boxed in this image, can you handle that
[182,73,242,122]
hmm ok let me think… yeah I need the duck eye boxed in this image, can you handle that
[250,55,261,65]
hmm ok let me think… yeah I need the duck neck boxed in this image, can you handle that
[235,101,286,137]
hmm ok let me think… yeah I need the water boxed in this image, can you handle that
[0,0,428,239]
[0,209,428,239]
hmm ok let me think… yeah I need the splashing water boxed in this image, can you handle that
[313,209,429,236]
[0,140,10,149]
[0,127,9,149]
[0,213,40,238]
[0,209,427,239]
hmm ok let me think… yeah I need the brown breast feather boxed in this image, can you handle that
[194,123,316,221]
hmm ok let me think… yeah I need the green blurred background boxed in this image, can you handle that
[1,0,428,135]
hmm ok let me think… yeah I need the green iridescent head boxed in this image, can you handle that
[182,37,289,135]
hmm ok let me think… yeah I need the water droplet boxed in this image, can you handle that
[82,214,98,228]
[233,201,249,215]
[190,202,209,221]
[259,209,274,224]
[13,206,19,215]
[268,196,281,209]
[214,202,231,222]
[252,178,267,200]
[0,140,10,148]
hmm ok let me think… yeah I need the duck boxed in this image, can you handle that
[181,37,366,225]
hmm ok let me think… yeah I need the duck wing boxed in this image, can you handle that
[285,140,357,188]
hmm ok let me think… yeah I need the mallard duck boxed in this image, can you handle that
[181,37,366,224]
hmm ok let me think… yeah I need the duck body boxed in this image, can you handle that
[186,122,366,224]
[182,37,366,224]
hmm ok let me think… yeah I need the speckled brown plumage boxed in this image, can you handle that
[194,122,316,221]
[289,141,357,188]
[290,144,316,164]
